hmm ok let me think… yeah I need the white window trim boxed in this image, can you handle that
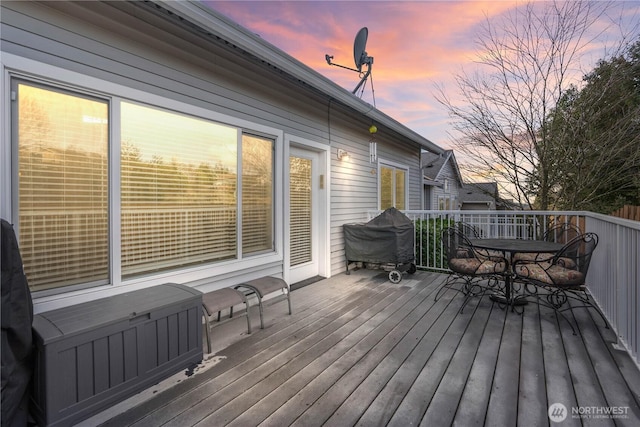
[2,54,285,310]
[378,158,409,210]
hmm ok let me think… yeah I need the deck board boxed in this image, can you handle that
[452,302,505,426]
[420,298,494,426]
[517,301,548,426]
[292,277,443,425]
[321,278,455,427]
[95,269,640,427]
[262,279,438,427]
[156,286,400,426]
[540,304,582,427]
[484,300,522,427]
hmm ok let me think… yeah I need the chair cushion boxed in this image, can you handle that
[455,247,473,258]
[474,249,505,261]
[450,257,506,275]
[514,262,584,286]
[513,252,576,269]
[513,252,553,262]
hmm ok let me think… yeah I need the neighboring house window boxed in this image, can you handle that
[380,163,407,210]
[438,196,454,210]
[13,80,275,293]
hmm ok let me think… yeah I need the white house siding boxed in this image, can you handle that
[1,1,429,310]
[431,159,462,210]
[423,186,433,210]
[329,109,422,275]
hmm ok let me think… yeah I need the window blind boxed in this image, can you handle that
[17,83,109,291]
[380,165,407,210]
[241,135,274,255]
[380,166,394,210]
[395,169,406,210]
[290,156,312,266]
[121,102,238,277]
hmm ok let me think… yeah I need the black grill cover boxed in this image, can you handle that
[343,208,415,264]
[1,219,34,427]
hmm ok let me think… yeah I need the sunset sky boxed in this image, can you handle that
[203,1,640,149]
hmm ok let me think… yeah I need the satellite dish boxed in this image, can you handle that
[353,27,368,72]
[325,27,374,95]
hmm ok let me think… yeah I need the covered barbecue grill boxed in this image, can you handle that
[343,207,416,283]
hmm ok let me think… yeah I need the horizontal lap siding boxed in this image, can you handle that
[2,1,424,282]
[431,160,461,209]
[329,108,422,274]
[2,1,320,291]
[1,2,330,141]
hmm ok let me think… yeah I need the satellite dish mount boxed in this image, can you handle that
[325,27,374,95]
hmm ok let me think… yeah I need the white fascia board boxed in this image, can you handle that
[155,0,445,155]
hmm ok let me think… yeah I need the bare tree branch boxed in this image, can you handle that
[435,0,627,209]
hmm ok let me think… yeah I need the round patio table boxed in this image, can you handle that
[468,238,564,306]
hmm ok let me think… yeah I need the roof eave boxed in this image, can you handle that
[155,0,445,155]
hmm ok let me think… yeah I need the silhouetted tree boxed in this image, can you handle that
[437,0,637,209]
[544,39,640,212]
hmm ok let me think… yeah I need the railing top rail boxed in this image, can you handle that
[367,210,640,230]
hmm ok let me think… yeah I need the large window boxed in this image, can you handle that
[15,82,109,292]
[241,134,274,255]
[120,102,240,276]
[13,81,276,293]
[380,164,407,210]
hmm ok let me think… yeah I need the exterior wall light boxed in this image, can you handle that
[337,148,350,160]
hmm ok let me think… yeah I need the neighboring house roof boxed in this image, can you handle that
[460,182,498,205]
[421,150,464,185]
[155,0,445,155]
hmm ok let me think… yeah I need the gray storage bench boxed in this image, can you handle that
[31,283,202,427]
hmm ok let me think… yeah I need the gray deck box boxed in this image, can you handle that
[31,283,203,427]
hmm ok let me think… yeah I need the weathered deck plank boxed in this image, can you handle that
[257,278,440,427]
[321,278,457,427]
[355,283,469,426]
[451,301,506,426]
[137,281,399,426]
[418,297,495,426]
[94,269,640,427]
[484,298,522,427]
[517,301,548,427]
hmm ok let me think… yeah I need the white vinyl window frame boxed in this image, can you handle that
[1,54,284,302]
[378,159,409,210]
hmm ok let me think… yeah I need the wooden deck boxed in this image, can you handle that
[95,269,640,426]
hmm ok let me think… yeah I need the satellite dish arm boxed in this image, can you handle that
[326,54,360,72]
[352,68,371,94]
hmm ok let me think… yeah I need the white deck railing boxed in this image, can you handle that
[367,210,640,368]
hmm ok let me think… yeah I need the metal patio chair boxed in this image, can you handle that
[513,222,581,264]
[513,232,608,334]
[435,227,507,312]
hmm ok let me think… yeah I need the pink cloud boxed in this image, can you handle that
[203,1,639,146]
